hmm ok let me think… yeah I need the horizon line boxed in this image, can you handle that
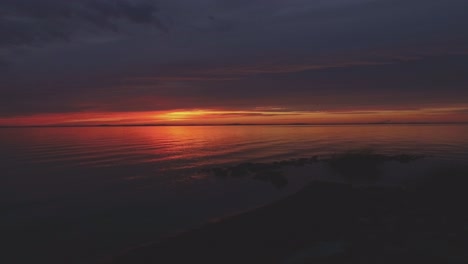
[1,122,468,128]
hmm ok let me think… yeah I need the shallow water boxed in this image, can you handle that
[1,125,467,263]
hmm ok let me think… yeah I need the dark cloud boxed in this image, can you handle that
[0,0,164,47]
[1,51,467,116]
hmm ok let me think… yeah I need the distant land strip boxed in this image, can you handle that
[1,122,468,128]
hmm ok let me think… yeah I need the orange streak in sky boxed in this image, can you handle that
[0,106,468,126]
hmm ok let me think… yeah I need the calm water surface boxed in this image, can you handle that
[1,125,468,263]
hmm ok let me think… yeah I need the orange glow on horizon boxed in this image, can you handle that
[0,106,468,126]
[161,110,212,121]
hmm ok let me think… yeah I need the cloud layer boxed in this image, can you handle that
[0,0,164,47]
[0,0,468,121]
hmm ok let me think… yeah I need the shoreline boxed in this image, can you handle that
[108,163,468,264]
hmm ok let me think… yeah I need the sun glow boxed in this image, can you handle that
[1,106,468,126]
[161,110,211,121]
[158,109,307,123]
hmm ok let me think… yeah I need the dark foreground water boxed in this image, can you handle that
[1,125,468,263]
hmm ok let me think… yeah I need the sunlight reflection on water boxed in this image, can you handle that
[0,125,467,264]
[1,125,468,170]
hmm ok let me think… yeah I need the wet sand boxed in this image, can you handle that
[108,160,468,264]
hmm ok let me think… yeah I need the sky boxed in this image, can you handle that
[1,0,468,125]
